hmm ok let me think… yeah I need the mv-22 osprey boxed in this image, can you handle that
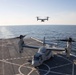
[18,35,75,67]
[37,17,49,22]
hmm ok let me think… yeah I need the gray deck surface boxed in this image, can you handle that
[0,37,76,75]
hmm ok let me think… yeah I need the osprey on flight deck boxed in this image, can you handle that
[17,35,75,67]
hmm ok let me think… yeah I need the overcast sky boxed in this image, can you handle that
[0,0,76,26]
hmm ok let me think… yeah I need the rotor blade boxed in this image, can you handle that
[9,35,26,39]
[47,47,65,51]
[57,39,68,41]
[56,37,76,42]
[7,37,19,39]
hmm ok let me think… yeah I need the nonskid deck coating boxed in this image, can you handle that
[0,37,76,75]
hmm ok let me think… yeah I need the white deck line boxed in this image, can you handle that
[31,37,43,44]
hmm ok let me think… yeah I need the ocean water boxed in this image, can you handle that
[0,25,76,54]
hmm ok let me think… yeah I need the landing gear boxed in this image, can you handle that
[19,49,23,53]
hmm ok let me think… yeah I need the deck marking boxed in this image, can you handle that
[0,36,76,75]
[18,63,32,75]
[31,37,43,44]
[50,63,72,70]
[50,71,71,75]
[18,62,40,75]
[3,56,33,61]
[0,59,20,66]
[0,59,33,69]
[1,39,5,75]
[43,63,50,75]
[57,55,72,63]
[27,67,36,75]
[18,63,51,75]
[57,54,74,75]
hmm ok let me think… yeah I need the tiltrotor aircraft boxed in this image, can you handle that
[37,17,49,22]
[17,35,75,67]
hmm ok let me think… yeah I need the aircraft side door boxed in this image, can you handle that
[39,55,43,64]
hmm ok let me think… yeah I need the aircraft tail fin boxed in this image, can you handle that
[37,17,39,21]
[47,17,49,20]
[43,37,45,46]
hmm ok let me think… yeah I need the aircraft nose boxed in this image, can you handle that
[32,60,39,67]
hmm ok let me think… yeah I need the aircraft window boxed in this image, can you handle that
[42,50,46,53]
[38,47,46,53]
[34,56,39,60]
[34,55,42,60]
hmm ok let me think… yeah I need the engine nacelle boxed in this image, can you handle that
[18,38,25,53]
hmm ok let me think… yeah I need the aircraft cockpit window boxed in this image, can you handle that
[34,54,42,60]
[34,56,39,60]
[38,47,46,53]
[41,49,46,53]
